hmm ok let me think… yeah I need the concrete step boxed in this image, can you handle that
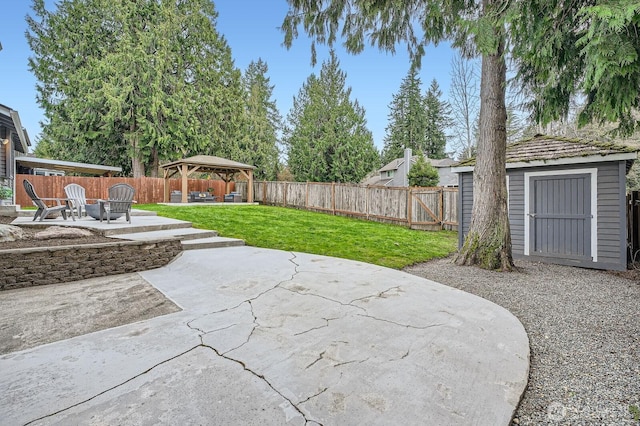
[101,221,193,236]
[14,208,157,217]
[110,228,218,242]
[181,236,245,250]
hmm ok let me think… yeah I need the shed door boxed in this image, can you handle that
[529,174,591,260]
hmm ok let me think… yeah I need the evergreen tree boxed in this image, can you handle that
[407,154,439,187]
[423,79,451,159]
[381,67,427,164]
[240,59,281,180]
[27,0,245,177]
[284,51,378,183]
[512,1,640,136]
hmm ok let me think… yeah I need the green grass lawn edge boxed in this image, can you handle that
[137,204,457,269]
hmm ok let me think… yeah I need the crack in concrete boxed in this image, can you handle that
[305,350,327,369]
[333,357,369,367]
[348,286,403,304]
[24,345,202,426]
[299,387,329,404]
[200,342,323,426]
[281,286,368,314]
[221,300,259,355]
[357,313,447,330]
[294,316,341,336]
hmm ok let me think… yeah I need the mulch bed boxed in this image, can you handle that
[0,215,115,249]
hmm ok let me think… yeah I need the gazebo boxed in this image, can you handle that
[160,155,255,203]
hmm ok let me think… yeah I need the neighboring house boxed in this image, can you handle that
[0,104,31,204]
[452,134,639,271]
[363,148,457,187]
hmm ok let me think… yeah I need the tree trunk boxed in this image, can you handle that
[130,138,146,178]
[454,35,514,271]
[130,120,145,178]
[149,147,159,178]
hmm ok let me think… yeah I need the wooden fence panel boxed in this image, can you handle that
[307,183,333,211]
[334,184,368,216]
[264,181,285,205]
[286,182,307,207]
[443,188,458,225]
[237,180,458,229]
[15,174,231,206]
[367,186,408,222]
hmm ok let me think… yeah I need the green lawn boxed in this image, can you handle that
[137,204,457,269]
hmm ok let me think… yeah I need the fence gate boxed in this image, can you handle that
[409,188,442,226]
[408,187,458,230]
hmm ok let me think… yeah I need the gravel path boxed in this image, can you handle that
[405,258,640,426]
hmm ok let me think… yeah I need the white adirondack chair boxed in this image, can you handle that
[64,183,99,219]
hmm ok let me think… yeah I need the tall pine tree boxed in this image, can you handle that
[381,67,428,164]
[284,51,378,183]
[423,79,451,159]
[240,59,281,180]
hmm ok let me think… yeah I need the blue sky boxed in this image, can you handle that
[0,0,455,152]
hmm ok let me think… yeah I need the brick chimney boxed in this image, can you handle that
[403,148,412,187]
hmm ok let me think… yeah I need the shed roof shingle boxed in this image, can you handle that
[455,134,638,167]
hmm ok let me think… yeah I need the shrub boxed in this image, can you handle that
[408,155,439,187]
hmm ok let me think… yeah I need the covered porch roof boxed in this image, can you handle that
[15,156,122,176]
[159,155,255,203]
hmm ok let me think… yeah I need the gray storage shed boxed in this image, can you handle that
[452,135,638,271]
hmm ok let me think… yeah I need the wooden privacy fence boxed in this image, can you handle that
[235,181,458,230]
[628,191,640,266]
[14,174,234,206]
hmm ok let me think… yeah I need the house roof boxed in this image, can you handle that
[0,103,31,154]
[380,155,455,172]
[452,134,639,172]
[379,158,403,173]
[364,154,457,187]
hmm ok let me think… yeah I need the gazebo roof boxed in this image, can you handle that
[160,155,255,173]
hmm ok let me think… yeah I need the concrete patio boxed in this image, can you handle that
[0,243,530,425]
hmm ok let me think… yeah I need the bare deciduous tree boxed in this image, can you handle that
[449,53,479,160]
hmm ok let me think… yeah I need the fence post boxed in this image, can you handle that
[439,188,444,229]
[366,186,370,220]
[407,187,412,228]
[305,182,309,209]
[332,183,336,215]
[283,182,287,206]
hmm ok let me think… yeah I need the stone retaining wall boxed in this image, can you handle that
[0,240,182,291]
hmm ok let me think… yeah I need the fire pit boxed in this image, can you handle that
[84,203,123,221]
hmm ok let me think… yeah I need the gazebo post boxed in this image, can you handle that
[181,164,188,203]
[225,172,232,195]
[239,169,254,203]
[163,169,170,202]
[247,169,254,203]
